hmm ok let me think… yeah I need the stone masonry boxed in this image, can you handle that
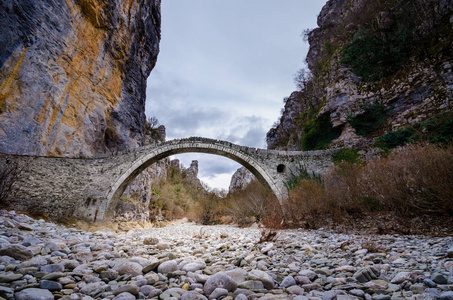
[3,137,336,222]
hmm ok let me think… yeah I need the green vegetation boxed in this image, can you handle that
[349,103,387,136]
[339,1,452,82]
[284,164,323,191]
[375,128,415,151]
[340,26,413,81]
[151,166,205,219]
[301,114,342,150]
[376,111,453,150]
[270,1,452,151]
[151,164,232,225]
[332,148,362,164]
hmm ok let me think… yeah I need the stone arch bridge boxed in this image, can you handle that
[5,137,335,222]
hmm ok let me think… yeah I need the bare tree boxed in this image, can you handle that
[294,68,312,91]
[146,116,159,130]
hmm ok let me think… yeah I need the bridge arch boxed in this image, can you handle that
[100,138,286,220]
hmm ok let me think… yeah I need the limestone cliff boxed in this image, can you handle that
[228,167,255,193]
[115,158,169,222]
[183,160,203,189]
[267,0,453,151]
[0,0,161,156]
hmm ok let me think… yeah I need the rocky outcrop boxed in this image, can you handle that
[228,167,255,193]
[0,0,161,157]
[183,160,203,190]
[115,159,169,222]
[267,0,453,151]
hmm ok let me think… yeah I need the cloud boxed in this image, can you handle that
[218,115,269,148]
[145,0,328,189]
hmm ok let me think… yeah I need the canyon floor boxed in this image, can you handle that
[0,210,452,300]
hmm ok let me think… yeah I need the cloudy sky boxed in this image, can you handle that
[145,0,327,190]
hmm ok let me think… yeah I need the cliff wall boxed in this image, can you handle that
[228,166,255,193]
[267,0,453,151]
[0,0,161,156]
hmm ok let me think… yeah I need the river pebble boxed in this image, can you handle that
[0,210,452,299]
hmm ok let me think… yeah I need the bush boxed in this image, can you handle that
[376,111,453,150]
[284,165,314,191]
[340,26,413,81]
[152,165,205,220]
[193,192,225,225]
[338,1,442,82]
[332,148,362,164]
[353,144,453,215]
[420,111,453,144]
[280,144,453,232]
[285,179,329,229]
[225,180,279,227]
[302,114,342,150]
[375,128,415,150]
[349,103,386,136]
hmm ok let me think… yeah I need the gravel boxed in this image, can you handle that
[0,210,451,299]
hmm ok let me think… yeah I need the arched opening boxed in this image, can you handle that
[277,164,286,173]
[101,140,286,221]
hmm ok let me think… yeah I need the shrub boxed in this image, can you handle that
[302,114,342,150]
[375,128,415,150]
[285,179,329,228]
[355,144,453,214]
[284,165,314,191]
[340,26,413,81]
[349,103,386,136]
[420,111,453,144]
[152,165,206,220]
[338,1,439,82]
[332,148,362,164]
[376,111,453,150]
[193,192,225,225]
[225,180,279,227]
[278,144,453,232]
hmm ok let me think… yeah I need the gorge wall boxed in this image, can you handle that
[228,166,254,193]
[267,0,453,151]
[0,0,161,157]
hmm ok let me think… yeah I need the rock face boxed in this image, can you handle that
[228,167,255,193]
[267,0,453,150]
[115,159,169,222]
[0,0,161,157]
[183,160,203,188]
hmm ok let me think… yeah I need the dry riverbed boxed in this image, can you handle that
[0,210,452,300]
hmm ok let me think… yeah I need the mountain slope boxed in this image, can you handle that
[267,0,453,151]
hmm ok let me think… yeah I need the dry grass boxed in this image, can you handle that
[281,143,453,234]
[146,144,453,235]
[361,240,385,253]
[193,228,210,239]
[257,229,278,244]
[354,144,453,214]
[226,180,280,227]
